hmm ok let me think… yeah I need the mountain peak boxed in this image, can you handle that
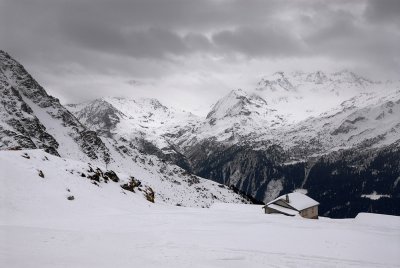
[0,50,9,59]
[140,98,168,111]
[332,70,372,85]
[305,71,328,84]
[226,88,248,98]
[206,89,269,124]
[257,72,295,92]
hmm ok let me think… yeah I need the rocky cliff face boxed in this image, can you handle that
[67,99,125,138]
[0,83,60,155]
[0,50,110,163]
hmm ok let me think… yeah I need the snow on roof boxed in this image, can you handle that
[267,192,319,211]
[267,204,299,216]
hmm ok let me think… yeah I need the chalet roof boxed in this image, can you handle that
[267,204,298,216]
[266,192,319,211]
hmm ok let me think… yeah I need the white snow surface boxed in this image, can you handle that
[1,150,400,268]
[361,191,391,200]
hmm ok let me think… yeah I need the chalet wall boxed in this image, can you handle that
[300,205,318,219]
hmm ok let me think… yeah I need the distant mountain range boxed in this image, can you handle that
[1,50,399,217]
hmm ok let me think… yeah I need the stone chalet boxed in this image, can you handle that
[263,192,319,219]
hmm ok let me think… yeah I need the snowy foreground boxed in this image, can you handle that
[1,152,400,267]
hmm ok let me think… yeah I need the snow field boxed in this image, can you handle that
[1,150,399,268]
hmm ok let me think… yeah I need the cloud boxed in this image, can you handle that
[304,8,400,73]
[212,26,305,58]
[0,0,399,112]
[64,25,189,59]
[364,0,400,27]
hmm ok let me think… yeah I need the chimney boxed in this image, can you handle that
[285,194,289,203]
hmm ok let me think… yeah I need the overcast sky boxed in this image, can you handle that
[1,0,399,114]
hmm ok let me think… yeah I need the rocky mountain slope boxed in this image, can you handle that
[0,50,248,208]
[0,50,110,163]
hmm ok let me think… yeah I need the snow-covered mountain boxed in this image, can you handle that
[277,91,400,157]
[0,50,248,208]
[254,70,381,123]
[66,70,400,158]
[67,96,199,150]
[172,71,400,156]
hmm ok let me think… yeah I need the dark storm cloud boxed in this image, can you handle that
[0,0,292,60]
[1,0,398,62]
[184,33,213,52]
[364,0,400,27]
[0,0,399,108]
[64,25,189,59]
[304,6,400,71]
[212,27,304,57]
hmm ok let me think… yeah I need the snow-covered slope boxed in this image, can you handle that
[1,162,399,268]
[255,70,383,123]
[0,149,156,221]
[0,150,247,209]
[275,91,400,156]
